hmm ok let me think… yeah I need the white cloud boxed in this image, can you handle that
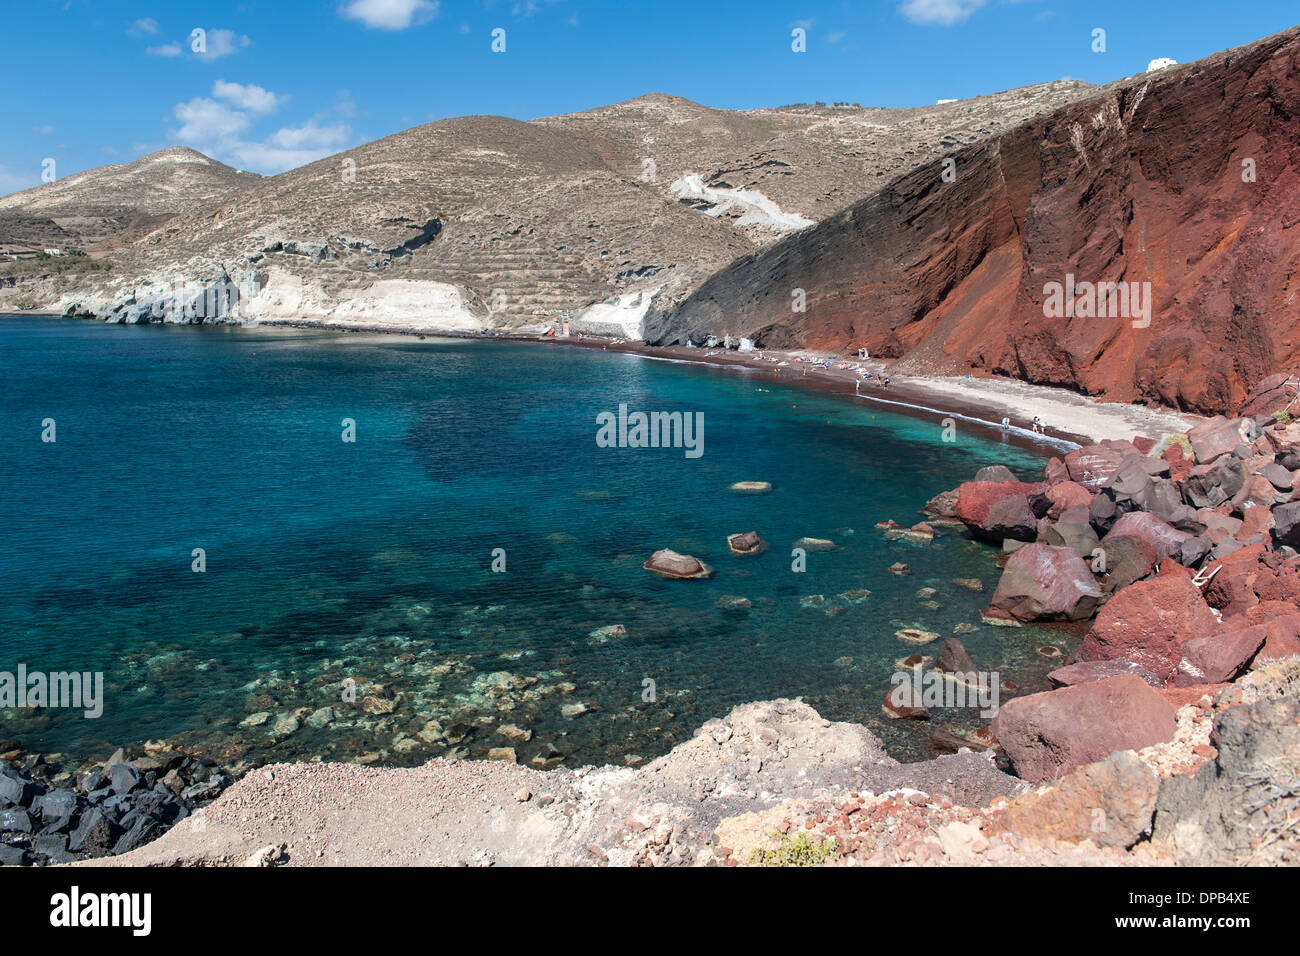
[265,119,350,151]
[223,140,339,174]
[899,0,988,26]
[827,30,847,43]
[32,124,55,135]
[173,97,252,142]
[213,80,285,115]
[341,0,439,30]
[146,43,182,56]
[194,28,252,60]
[130,17,160,35]
[169,88,351,175]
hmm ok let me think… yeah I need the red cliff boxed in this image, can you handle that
[648,27,1300,416]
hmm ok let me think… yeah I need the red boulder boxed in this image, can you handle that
[955,481,1047,542]
[1080,572,1220,683]
[990,543,1101,622]
[1174,626,1268,686]
[991,675,1177,783]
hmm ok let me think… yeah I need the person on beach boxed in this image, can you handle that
[1001,416,1011,429]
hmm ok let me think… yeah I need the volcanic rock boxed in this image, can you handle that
[643,549,712,579]
[991,675,1177,783]
[990,543,1101,621]
[1080,571,1220,682]
[726,531,763,555]
[1047,659,1163,689]
[1174,626,1268,686]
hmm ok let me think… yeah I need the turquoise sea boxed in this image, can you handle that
[0,315,1073,769]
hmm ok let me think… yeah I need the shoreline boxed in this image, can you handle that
[6,311,1206,452]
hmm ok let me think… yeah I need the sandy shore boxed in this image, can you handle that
[545,337,1205,450]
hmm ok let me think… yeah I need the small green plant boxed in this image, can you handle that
[1153,432,1192,457]
[1271,411,1293,426]
[748,832,839,867]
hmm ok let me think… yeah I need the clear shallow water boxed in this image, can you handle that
[0,315,1071,769]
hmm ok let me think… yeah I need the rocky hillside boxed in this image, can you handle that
[649,27,1300,416]
[0,83,1093,329]
[0,147,260,253]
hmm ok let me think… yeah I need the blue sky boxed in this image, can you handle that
[3,0,1296,192]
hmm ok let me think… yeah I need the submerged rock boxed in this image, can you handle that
[793,537,835,552]
[895,628,940,645]
[588,624,629,643]
[726,531,764,555]
[883,682,930,720]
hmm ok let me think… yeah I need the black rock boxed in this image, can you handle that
[79,768,106,793]
[31,833,74,864]
[36,789,78,824]
[0,844,27,866]
[130,791,166,818]
[1089,492,1119,535]
[133,752,184,774]
[0,772,36,809]
[1180,535,1212,567]
[0,808,33,833]
[1273,501,1300,549]
[68,808,120,856]
[1183,458,1246,509]
[100,793,129,815]
[19,754,44,774]
[108,763,142,796]
[111,815,163,856]
[181,777,223,801]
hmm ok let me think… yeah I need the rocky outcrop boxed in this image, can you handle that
[648,27,1300,416]
[1151,664,1300,865]
[0,748,229,867]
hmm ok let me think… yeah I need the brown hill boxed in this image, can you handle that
[0,147,260,251]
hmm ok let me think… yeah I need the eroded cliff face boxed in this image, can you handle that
[648,27,1300,416]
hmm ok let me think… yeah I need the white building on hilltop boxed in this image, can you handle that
[1146,57,1178,72]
